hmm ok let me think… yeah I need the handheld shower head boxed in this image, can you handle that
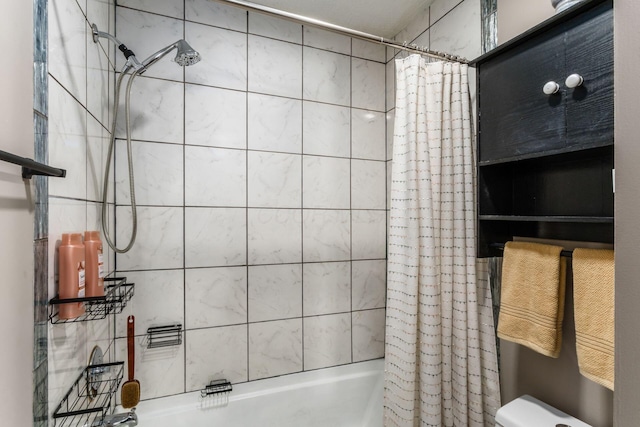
[142,39,202,71]
[175,40,201,66]
[91,25,201,74]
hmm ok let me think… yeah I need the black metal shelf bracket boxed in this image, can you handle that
[49,277,135,324]
[52,361,124,427]
[0,149,66,179]
[147,324,183,349]
[201,379,232,398]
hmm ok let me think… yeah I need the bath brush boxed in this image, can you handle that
[121,315,140,408]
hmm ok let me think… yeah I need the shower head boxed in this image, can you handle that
[91,25,201,74]
[141,39,201,72]
[175,40,201,66]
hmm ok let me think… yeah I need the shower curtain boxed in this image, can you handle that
[384,55,501,426]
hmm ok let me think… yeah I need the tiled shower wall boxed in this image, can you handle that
[42,0,487,415]
[113,0,388,400]
[46,0,117,420]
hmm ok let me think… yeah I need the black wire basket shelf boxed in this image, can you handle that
[49,277,134,324]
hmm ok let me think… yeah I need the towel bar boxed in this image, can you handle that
[489,242,574,257]
[0,148,66,179]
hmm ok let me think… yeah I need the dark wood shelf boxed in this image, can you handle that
[478,142,614,167]
[474,1,613,257]
[479,215,614,223]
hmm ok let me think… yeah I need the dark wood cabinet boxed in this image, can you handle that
[564,5,614,148]
[478,27,566,162]
[471,0,613,257]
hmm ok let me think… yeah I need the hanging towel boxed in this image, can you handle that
[572,248,615,390]
[497,241,566,358]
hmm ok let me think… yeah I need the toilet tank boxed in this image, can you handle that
[495,395,592,427]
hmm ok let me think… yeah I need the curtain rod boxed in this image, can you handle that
[209,0,468,64]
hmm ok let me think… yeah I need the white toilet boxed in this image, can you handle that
[495,395,592,427]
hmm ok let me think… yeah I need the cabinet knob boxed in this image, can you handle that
[565,73,584,88]
[543,81,560,95]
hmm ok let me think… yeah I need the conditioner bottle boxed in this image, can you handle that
[84,231,105,297]
[58,233,86,319]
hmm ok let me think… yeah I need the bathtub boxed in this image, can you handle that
[133,359,384,427]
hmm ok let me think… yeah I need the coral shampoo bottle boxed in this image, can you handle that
[84,231,105,297]
[58,233,86,319]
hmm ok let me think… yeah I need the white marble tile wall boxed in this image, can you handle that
[249,13,302,44]
[186,325,248,389]
[185,145,246,207]
[352,109,386,161]
[185,267,247,329]
[185,21,248,91]
[111,1,389,401]
[46,0,488,406]
[248,35,302,98]
[303,47,351,106]
[116,336,185,402]
[115,7,184,82]
[247,209,302,264]
[303,101,350,158]
[116,206,184,270]
[248,152,302,208]
[248,264,303,322]
[115,140,183,206]
[184,207,247,267]
[47,0,118,421]
[118,269,185,336]
[118,0,184,20]
[303,262,351,316]
[185,0,247,32]
[303,313,352,370]
[248,93,302,153]
[249,319,303,380]
[303,156,350,209]
[185,84,247,149]
[352,308,386,362]
[115,76,184,143]
[303,27,351,54]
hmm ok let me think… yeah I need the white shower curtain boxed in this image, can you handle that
[384,55,501,427]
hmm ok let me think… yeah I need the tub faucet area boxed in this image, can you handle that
[97,409,138,427]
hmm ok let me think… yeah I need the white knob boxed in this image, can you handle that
[565,73,584,88]
[543,81,560,95]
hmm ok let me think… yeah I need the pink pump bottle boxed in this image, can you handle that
[58,233,86,319]
[84,231,105,297]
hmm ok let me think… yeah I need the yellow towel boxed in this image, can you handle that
[497,241,566,358]
[572,248,615,390]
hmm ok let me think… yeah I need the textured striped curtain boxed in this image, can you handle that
[384,55,501,427]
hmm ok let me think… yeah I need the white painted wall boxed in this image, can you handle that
[614,1,640,425]
[497,0,554,44]
[0,1,34,424]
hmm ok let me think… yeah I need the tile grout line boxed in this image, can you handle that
[245,9,251,383]
[349,36,354,365]
[182,0,187,396]
[300,23,306,374]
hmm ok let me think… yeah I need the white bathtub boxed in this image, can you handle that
[133,359,384,427]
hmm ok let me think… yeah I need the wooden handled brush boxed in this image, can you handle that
[121,315,140,408]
